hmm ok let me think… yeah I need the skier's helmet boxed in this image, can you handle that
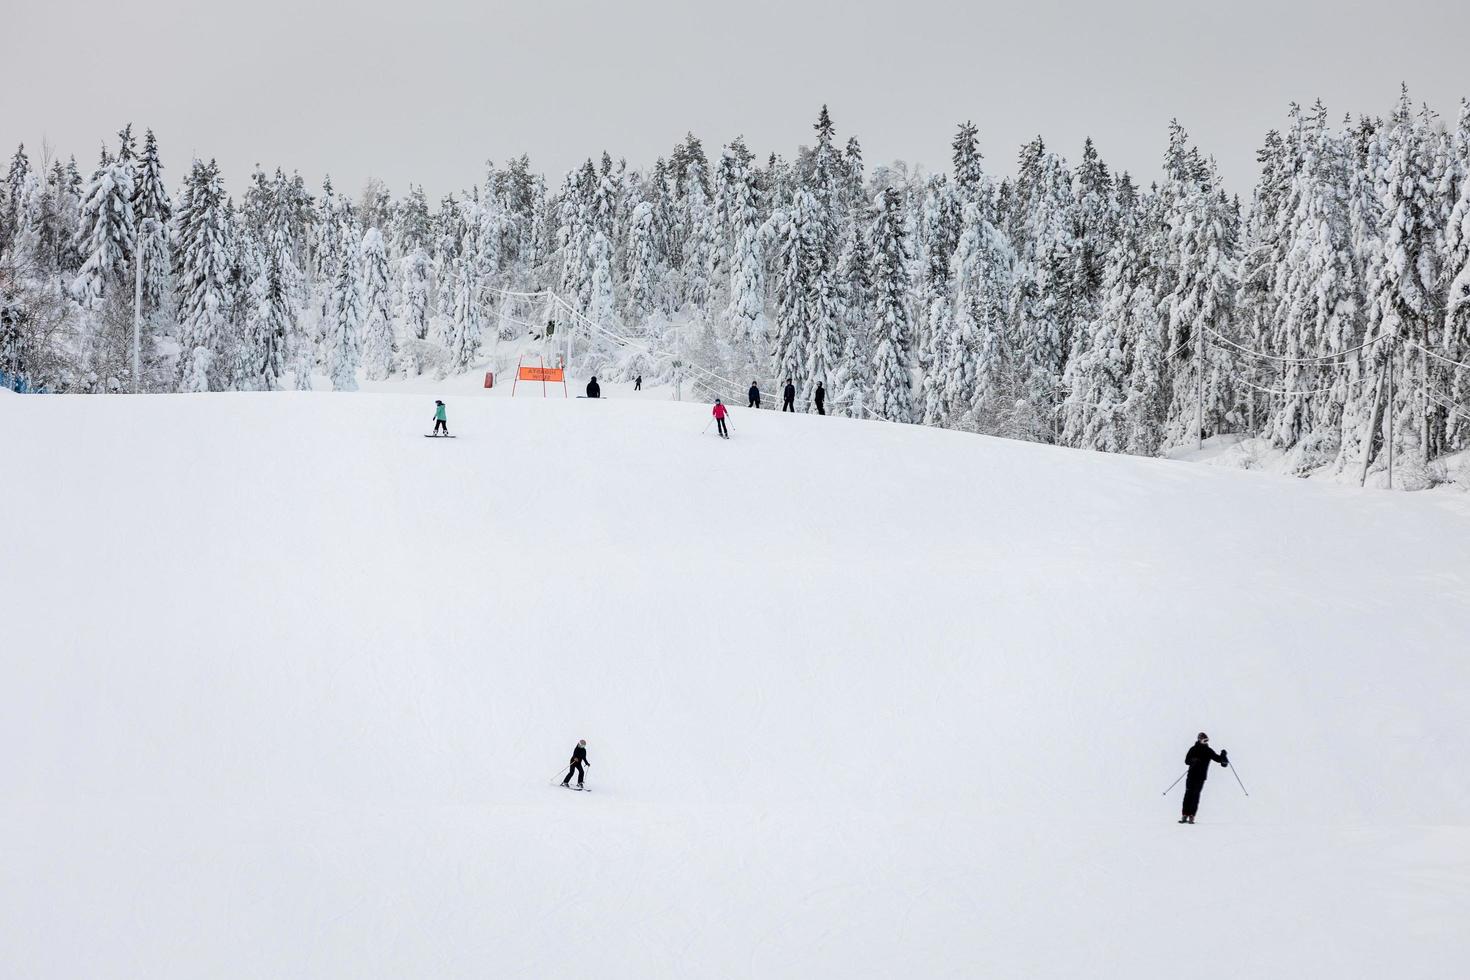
[436,399,443,405]
[1197,732,1209,742]
[578,739,586,746]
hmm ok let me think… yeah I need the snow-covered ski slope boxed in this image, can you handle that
[3,392,1469,979]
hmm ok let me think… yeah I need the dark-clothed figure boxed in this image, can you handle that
[782,380,796,412]
[748,383,761,409]
[1180,732,1228,823]
[814,382,826,415]
[634,375,642,391]
[562,739,590,788]
[586,377,601,398]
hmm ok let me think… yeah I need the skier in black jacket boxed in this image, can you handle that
[782,379,796,412]
[1180,732,1228,823]
[561,739,590,788]
[748,382,761,408]
[586,377,601,398]
[814,381,826,415]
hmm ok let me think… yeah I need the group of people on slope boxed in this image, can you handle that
[747,379,825,415]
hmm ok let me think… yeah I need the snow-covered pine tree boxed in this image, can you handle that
[173,160,232,390]
[71,151,137,307]
[360,228,394,380]
[951,121,986,208]
[625,200,665,332]
[1163,157,1238,450]
[869,187,915,422]
[681,157,716,315]
[325,221,364,390]
[1357,92,1443,470]
[132,130,171,313]
[1266,103,1359,454]
[766,203,808,388]
[397,244,432,343]
[831,220,874,414]
[587,229,617,330]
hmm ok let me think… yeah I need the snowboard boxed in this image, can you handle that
[424,434,458,438]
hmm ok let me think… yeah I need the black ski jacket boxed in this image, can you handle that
[570,744,588,766]
[783,384,796,403]
[1185,742,1225,780]
[814,385,826,409]
[586,380,601,398]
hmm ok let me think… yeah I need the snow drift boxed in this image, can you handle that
[2,391,1469,978]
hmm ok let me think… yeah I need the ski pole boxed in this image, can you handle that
[1161,771,1187,796]
[1227,761,1249,797]
[702,418,713,434]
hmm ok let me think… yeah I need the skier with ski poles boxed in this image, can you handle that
[431,400,449,436]
[561,739,590,789]
[712,399,731,438]
[1179,732,1229,823]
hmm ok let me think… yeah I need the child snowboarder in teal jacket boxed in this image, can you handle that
[432,400,448,436]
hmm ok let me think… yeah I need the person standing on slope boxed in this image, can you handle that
[748,382,761,409]
[1180,732,1228,824]
[814,381,826,416]
[712,399,730,439]
[432,400,449,436]
[586,376,601,398]
[782,379,796,412]
[634,374,642,391]
[561,739,590,789]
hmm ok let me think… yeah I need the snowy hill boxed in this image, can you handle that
[3,391,1469,979]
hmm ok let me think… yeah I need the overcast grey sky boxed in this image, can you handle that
[3,0,1467,200]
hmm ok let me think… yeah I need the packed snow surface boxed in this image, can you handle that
[3,391,1469,979]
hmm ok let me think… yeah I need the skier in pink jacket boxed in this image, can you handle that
[712,399,730,439]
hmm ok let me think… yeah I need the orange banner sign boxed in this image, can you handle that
[518,366,565,382]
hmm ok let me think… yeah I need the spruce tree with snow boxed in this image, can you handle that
[360,228,394,380]
[831,224,874,413]
[681,157,716,314]
[245,252,291,391]
[4,144,32,255]
[1266,103,1359,451]
[444,243,482,371]
[625,200,665,330]
[951,122,986,207]
[725,219,768,355]
[132,129,171,313]
[766,203,809,387]
[952,202,1016,424]
[869,187,915,422]
[325,223,364,390]
[914,176,961,401]
[397,245,432,342]
[71,152,137,307]
[1358,92,1443,467]
[173,160,232,391]
[587,229,617,329]
[1062,195,1158,453]
[1163,159,1239,450]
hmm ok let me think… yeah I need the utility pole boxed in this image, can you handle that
[132,221,147,393]
[1386,344,1395,490]
[1195,329,1207,451]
